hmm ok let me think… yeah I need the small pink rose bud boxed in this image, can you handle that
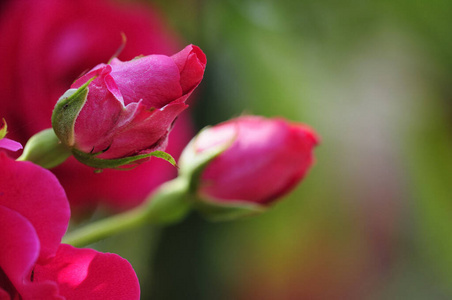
[179,116,319,219]
[52,45,206,168]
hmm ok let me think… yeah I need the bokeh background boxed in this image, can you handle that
[145,0,452,299]
[2,0,452,299]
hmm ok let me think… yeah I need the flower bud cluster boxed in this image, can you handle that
[1,0,319,298]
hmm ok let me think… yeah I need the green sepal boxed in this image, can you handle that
[72,148,177,170]
[0,118,7,139]
[17,128,72,169]
[178,126,235,192]
[193,197,265,222]
[51,79,93,147]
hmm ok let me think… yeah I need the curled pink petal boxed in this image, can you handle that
[0,138,22,152]
[171,45,207,94]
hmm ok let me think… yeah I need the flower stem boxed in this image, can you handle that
[62,177,191,247]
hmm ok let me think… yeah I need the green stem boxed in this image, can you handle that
[62,177,192,247]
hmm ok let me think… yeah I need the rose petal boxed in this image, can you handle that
[110,55,182,108]
[0,153,70,262]
[0,138,22,152]
[95,98,187,159]
[0,205,61,300]
[0,205,39,298]
[171,45,207,94]
[72,65,125,154]
[34,244,140,300]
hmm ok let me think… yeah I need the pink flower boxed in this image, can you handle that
[191,116,319,205]
[0,0,196,211]
[0,154,140,299]
[54,44,206,163]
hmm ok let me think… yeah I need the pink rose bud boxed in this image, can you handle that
[52,45,206,169]
[179,116,319,220]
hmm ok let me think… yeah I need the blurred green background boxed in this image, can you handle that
[106,0,452,298]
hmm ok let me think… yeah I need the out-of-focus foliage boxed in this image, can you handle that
[136,0,452,299]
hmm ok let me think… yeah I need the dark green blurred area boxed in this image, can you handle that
[112,0,452,298]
